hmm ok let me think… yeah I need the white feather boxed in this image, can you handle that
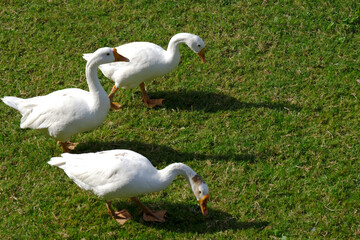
[48,149,209,201]
[82,33,206,89]
[2,47,127,142]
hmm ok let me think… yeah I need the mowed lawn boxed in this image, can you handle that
[1,1,360,239]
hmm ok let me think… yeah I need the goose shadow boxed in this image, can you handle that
[148,90,301,113]
[109,202,269,233]
[73,140,255,164]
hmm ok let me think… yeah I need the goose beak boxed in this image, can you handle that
[198,194,209,215]
[113,48,129,62]
[197,47,206,63]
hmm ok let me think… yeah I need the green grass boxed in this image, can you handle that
[1,0,360,238]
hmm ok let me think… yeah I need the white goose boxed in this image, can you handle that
[83,33,206,109]
[2,48,129,152]
[48,149,210,225]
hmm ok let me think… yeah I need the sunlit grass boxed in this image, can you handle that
[1,1,360,239]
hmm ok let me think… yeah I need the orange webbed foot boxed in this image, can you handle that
[113,209,132,225]
[110,101,122,111]
[142,98,164,108]
[58,141,78,152]
[142,210,166,222]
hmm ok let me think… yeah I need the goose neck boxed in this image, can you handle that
[166,33,190,63]
[85,59,106,95]
[157,163,196,190]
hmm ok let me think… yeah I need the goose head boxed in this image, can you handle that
[185,35,206,63]
[89,47,129,65]
[190,174,210,215]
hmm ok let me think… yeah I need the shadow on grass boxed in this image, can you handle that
[110,202,268,233]
[74,140,255,164]
[148,90,301,112]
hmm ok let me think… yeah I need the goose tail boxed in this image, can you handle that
[82,53,93,61]
[48,156,66,168]
[1,96,22,111]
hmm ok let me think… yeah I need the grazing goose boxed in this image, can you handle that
[2,48,129,152]
[48,149,210,224]
[83,33,206,109]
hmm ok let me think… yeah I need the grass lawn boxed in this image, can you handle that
[1,0,360,239]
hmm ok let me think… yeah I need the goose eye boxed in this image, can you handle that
[197,44,201,47]
[106,53,110,56]
[199,191,202,194]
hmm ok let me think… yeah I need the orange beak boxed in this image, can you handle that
[197,47,206,63]
[198,194,209,215]
[113,48,129,62]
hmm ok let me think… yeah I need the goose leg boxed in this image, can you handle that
[58,141,78,152]
[130,197,166,222]
[108,85,122,110]
[139,82,164,108]
[105,201,132,225]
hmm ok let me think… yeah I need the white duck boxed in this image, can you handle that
[2,47,129,152]
[83,33,206,109]
[48,149,210,225]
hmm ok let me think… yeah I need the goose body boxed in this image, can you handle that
[2,88,108,141]
[2,48,129,151]
[48,149,209,224]
[83,33,206,108]
[98,42,179,89]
